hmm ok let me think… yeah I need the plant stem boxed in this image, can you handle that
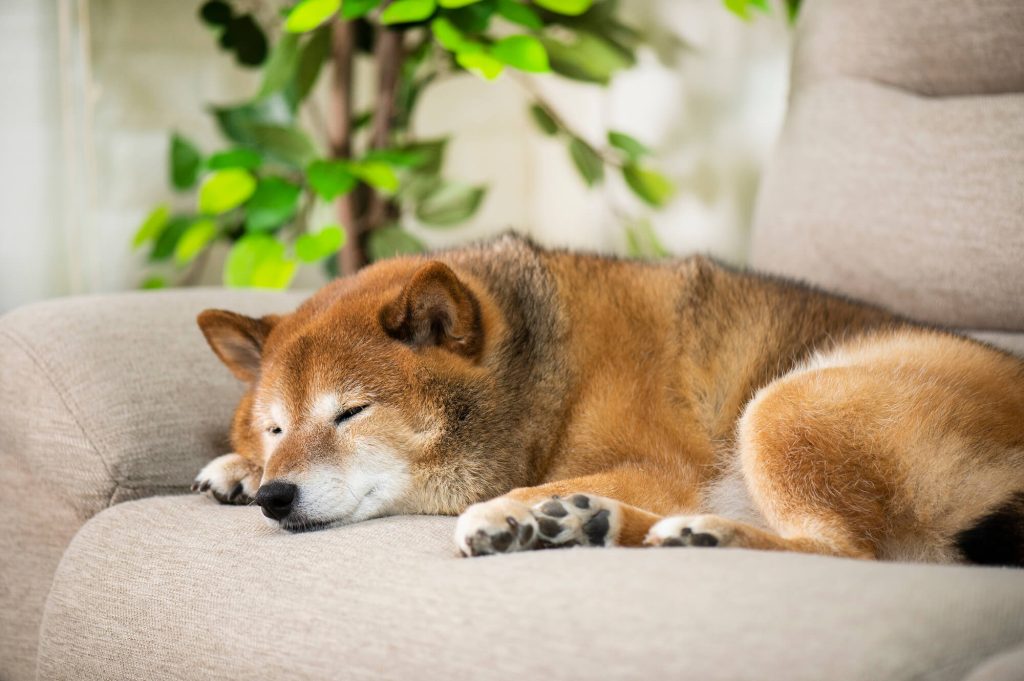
[363,25,404,237]
[328,16,360,276]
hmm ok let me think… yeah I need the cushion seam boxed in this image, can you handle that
[0,327,120,508]
[794,70,1024,100]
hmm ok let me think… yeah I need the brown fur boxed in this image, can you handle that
[194,235,1024,564]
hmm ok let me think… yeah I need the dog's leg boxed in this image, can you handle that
[455,471,678,557]
[645,364,890,560]
[643,514,872,557]
[193,453,263,505]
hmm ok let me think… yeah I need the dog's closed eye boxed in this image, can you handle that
[335,405,367,426]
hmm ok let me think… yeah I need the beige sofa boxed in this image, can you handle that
[3,0,1023,679]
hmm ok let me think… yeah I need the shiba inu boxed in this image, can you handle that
[192,234,1024,566]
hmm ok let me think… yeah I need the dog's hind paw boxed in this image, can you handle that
[192,453,261,505]
[644,514,734,548]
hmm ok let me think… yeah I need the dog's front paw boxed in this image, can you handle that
[644,514,734,548]
[531,494,619,548]
[192,453,261,505]
[455,497,539,557]
[455,493,623,557]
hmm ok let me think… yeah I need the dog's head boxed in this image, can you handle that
[198,259,514,532]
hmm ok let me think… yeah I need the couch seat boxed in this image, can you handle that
[36,496,1024,681]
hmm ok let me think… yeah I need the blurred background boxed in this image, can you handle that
[0,0,793,313]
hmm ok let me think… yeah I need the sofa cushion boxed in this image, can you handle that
[793,0,1024,97]
[968,330,1024,358]
[750,0,1024,332]
[0,288,304,681]
[37,496,1024,681]
[0,288,305,521]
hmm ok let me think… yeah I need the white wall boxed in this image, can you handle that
[0,0,66,308]
[0,0,792,312]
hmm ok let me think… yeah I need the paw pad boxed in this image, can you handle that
[532,495,616,548]
[645,515,731,549]
[659,527,719,547]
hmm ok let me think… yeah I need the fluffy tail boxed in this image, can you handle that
[955,492,1024,567]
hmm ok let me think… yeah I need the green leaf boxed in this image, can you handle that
[245,177,301,232]
[495,0,541,29]
[199,1,232,27]
[206,148,263,170]
[722,0,751,20]
[568,137,604,186]
[198,169,258,215]
[224,234,297,288]
[380,0,436,24]
[438,0,482,7]
[400,173,443,202]
[224,14,269,67]
[341,0,382,19]
[140,275,167,290]
[295,224,346,262]
[399,138,448,173]
[150,216,194,262]
[624,219,670,259]
[622,163,674,207]
[351,160,399,192]
[133,204,170,249]
[608,131,650,160]
[170,134,202,190]
[212,96,293,146]
[258,33,300,97]
[173,218,219,265]
[285,0,341,32]
[785,0,802,23]
[307,159,358,200]
[247,124,319,167]
[366,225,425,262]
[541,31,633,85]
[431,17,471,52]
[415,182,486,226]
[445,2,495,32]
[456,50,504,80]
[529,104,559,136]
[533,0,592,16]
[288,26,332,106]
[352,110,373,130]
[748,0,771,12]
[491,35,549,72]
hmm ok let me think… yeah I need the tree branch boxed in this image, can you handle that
[329,16,360,275]
[363,25,404,237]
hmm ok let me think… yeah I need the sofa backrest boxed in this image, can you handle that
[750,0,1024,332]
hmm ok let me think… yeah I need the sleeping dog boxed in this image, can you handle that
[193,234,1024,565]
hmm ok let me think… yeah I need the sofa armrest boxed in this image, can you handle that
[0,288,305,520]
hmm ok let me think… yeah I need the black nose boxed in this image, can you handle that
[254,481,297,521]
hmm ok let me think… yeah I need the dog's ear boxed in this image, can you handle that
[197,309,279,382]
[380,261,483,359]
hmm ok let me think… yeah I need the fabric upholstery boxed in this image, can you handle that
[0,288,303,681]
[963,644,1024,681]
[793,0,1024,97]
[36,496,1024,681]
[0,288,305,520]
[967,331,1024,358]
[750,0,1024,331]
